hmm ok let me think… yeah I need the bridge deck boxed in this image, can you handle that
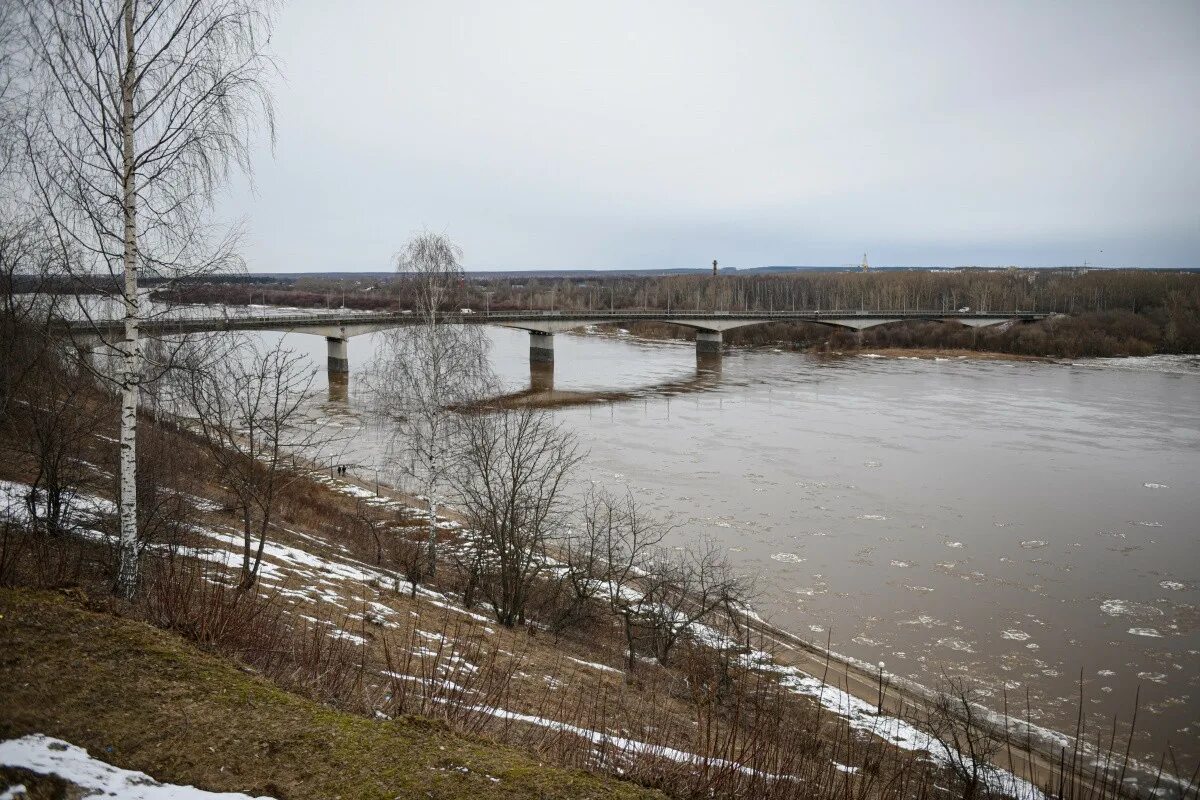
[62,308,1051,336]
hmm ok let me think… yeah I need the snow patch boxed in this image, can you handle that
[565,656,623,675]
[0,734,274,799]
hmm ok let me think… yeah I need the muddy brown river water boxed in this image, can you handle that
[233,323,1200,779]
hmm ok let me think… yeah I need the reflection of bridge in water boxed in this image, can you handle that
[65,309,1051,391]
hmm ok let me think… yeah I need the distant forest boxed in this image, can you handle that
[160,268,1200,358]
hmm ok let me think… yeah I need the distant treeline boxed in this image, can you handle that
[159,269,1200,357]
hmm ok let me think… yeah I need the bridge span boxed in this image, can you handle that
[65,308,1050,378]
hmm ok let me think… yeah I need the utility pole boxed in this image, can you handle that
[712,259,718,276]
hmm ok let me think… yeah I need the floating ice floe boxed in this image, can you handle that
[1142,483,1169,489]
[1158,580,1186,591]
[1127,628,1163,638]
[0,734,274,799]
[1018,540,1047,550]
[1001,630,1031,642]
[890,560,912,568]
[1099,599,1162,619]
[943,541,964,549]
[857,514,888,521]
[770,552,806,564]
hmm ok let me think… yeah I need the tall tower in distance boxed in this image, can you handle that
[861,253,870,272]
[712,259,718,276]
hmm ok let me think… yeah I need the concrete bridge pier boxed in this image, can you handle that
[695,330,722,356]
[696,351,722,375]
[530,361,554,393]
[327,374,349,403]
[529,330,554,364]
[326,336,349,377]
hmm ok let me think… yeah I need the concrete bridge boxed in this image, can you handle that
[65,309,1050,378]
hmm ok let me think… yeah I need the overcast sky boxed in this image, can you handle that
[217,1,1200,272]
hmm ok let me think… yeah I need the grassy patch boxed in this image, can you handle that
[0,588,662,800]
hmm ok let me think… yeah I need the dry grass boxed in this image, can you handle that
[0,588,663,800]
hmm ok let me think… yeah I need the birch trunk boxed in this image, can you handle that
[115,0,141,599]
[426,474,438,578]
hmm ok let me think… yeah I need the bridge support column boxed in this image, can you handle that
[696,330,722,355]
[530,361,554,393]
[326,336,349,377]
[529,331,554,364]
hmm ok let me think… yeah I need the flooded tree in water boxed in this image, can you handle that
[19,0,275,597]
[370,232,491,582]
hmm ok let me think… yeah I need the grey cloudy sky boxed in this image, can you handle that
[218,1,1200,271]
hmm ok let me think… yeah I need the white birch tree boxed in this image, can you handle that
[20,0,275,596]
[369,232,491,581]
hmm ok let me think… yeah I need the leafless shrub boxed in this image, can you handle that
[179,338,327,593]
[914,675,1005,799]
[452,406,582,627]
[143,553,370,707]
[636,538,752,668]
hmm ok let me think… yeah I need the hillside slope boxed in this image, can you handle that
[0,588,662,800]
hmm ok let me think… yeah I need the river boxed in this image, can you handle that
[176,318,1200,776]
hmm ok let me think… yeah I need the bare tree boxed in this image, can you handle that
[20,0,275,597]
[558,486,664,632]
[916,675,1004,799]
[180,338,321,594]
[571,487,668,673]
[637,539,749,668]
[14,350,108,538]
[369,232,491,581]
[0,219,66,424]
[453,406,581,627]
